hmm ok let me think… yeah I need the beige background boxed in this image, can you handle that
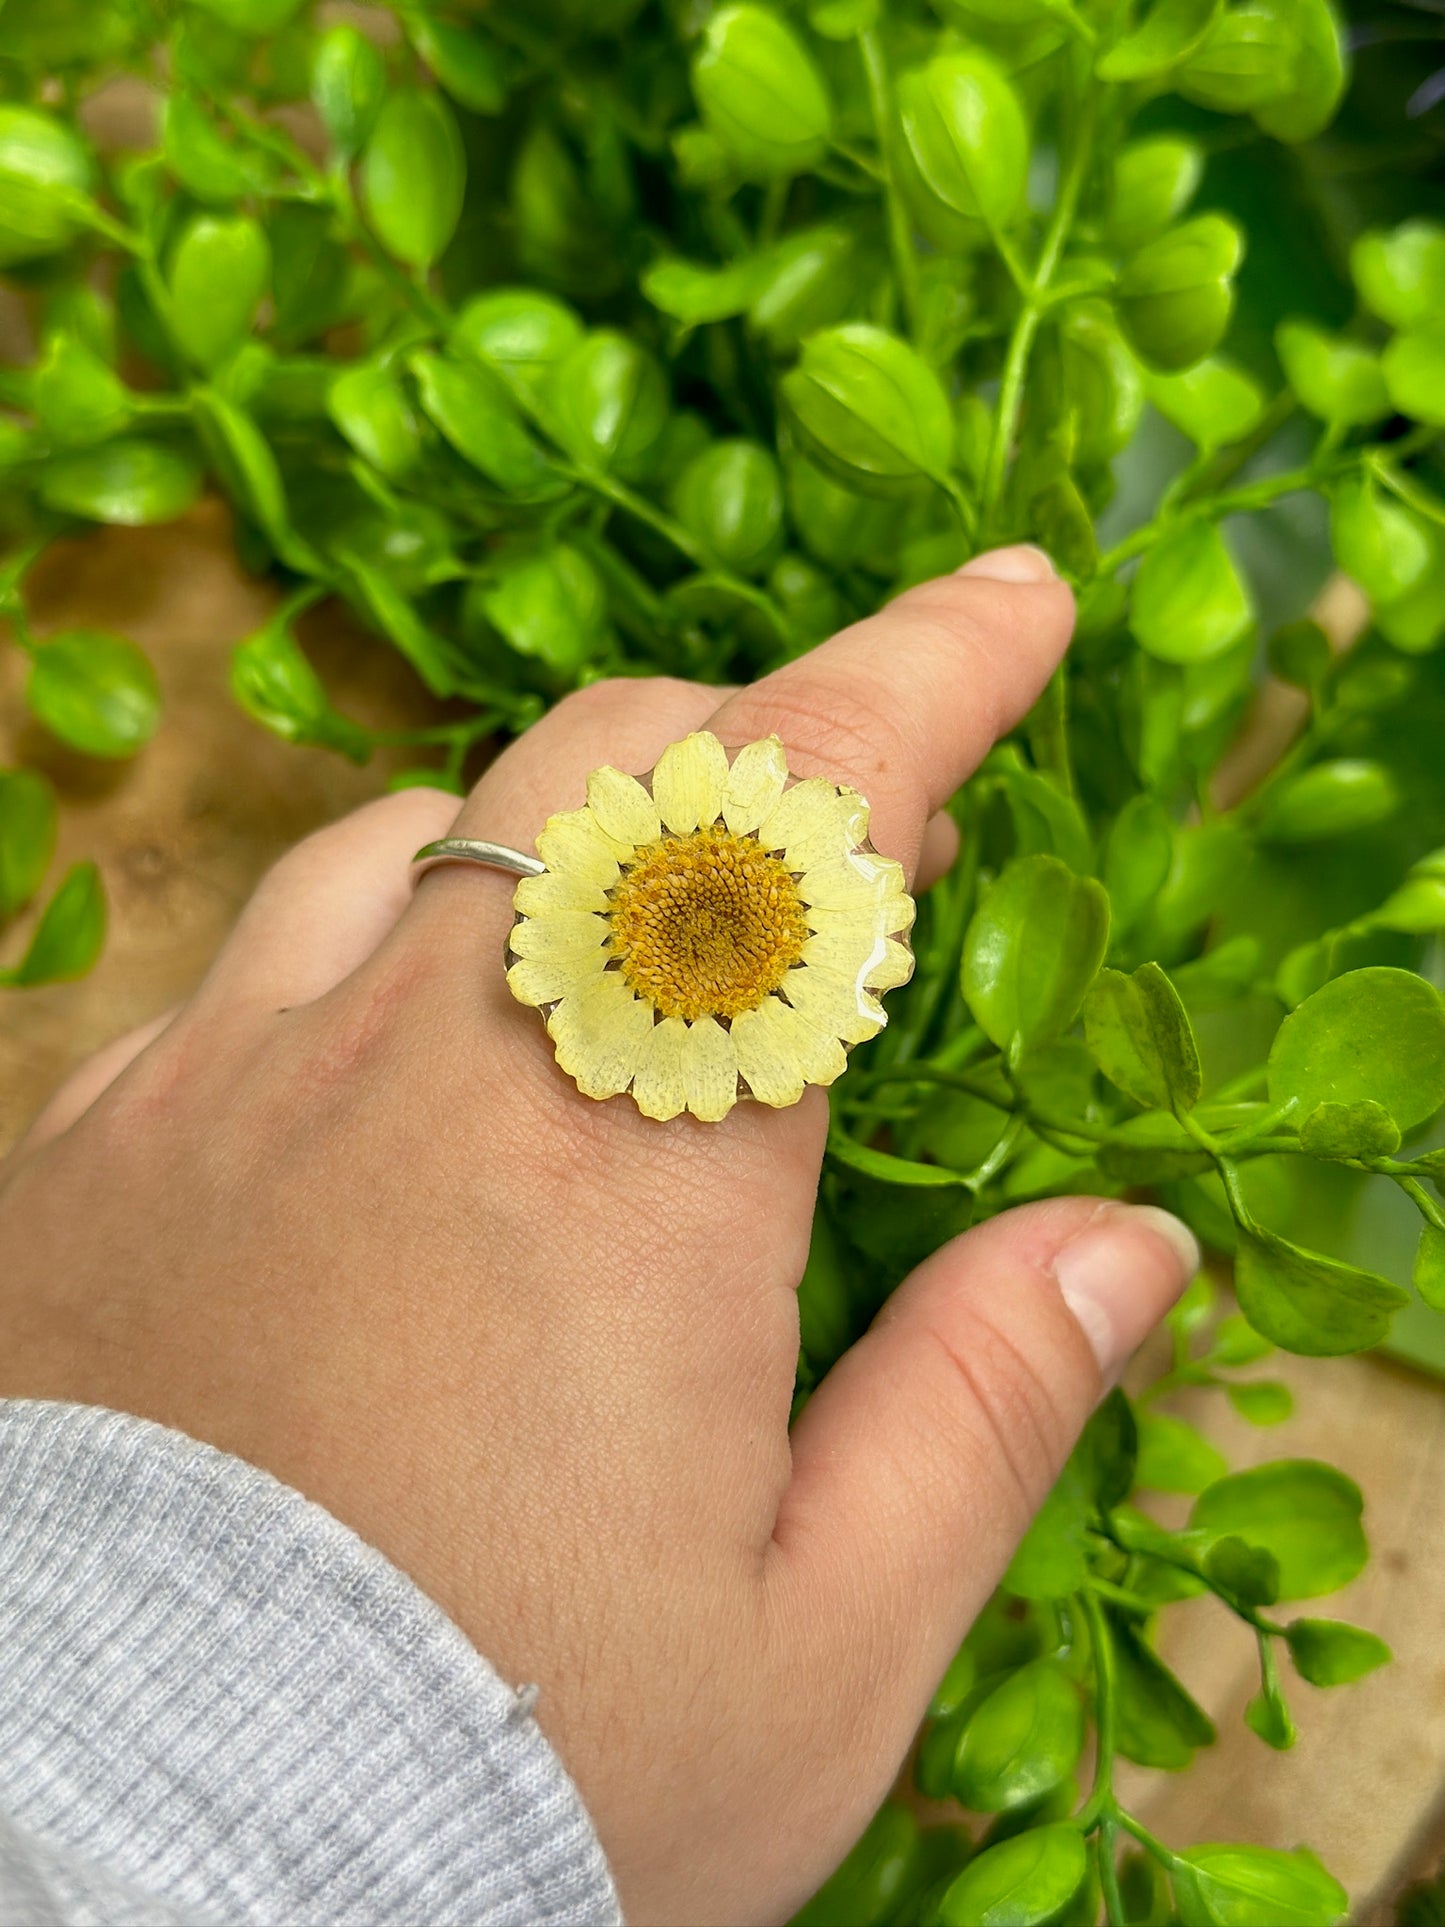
[1,514,1441,1918]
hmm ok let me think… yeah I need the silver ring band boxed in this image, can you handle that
[412,838,546,879]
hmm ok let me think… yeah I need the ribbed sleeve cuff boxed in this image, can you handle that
[0,1400,623,1926]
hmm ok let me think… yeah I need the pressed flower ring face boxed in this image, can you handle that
[505,730,916,1121]
[609,826,809,1021]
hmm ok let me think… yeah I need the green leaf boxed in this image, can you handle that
[1375,544,1445,655]
[328,358,423,480]
[33,332,129,447]
[411,349,568,501]
[1267,619,1331,690]
[475,543,608,673]
[360,88,465,269]
[1375,849,1445,934]
[1227,1381,1294,1425]
[343,557,463,700]
[808,0,879,38]
[1001,1457,1092,1600]
[1276,321,1389,426]
[0,767,57,919]
[962,853,1110,1054]
[1104,794,1175,933]
[1136,1410,1229,1494]
[1096,0,1222,81]
[1177,6,1299,114]
[1383,329,1445,428]
[26,630,161,758]
[825,1127,972,1188]
[1235,1225,1408,1356]
[1117,215,1243,372]
[168,212,269,370]
[407,13,508,115]
[162,94,269,203]
[192,386,318,572]
[1173,1844,1346,1926]
[1213,1313,1275,1367]
[1104,136,1204,253]
[185,0,302,30]
[1330,473,1432,603]
[1352,221,1445,331]
[1256,759,1400,843]
[10,860,105,986]
[0,103,94,266]
[1285,1618,1392,1687]
[691,4,831,181]
[673,440,784,577]
[1250,0,1346,143]
[789,1803,922,1927]
[38,438,203,527]
[230,617,371,763]
[1244,1684,1298,1751]
[897,50,1029,233]
[936,1824,1087,1927]
[1413,1223,1445,1314]
[547,331,670,481]
[311,22,386,157]
[1297,1099,1400,1160]
[1083,961,1202,1113]
[1204,1533,1280,1607]
[1190,1460,1367,1599]
[641,254,767,327]
[781,324,954,494]
[1145,356,1264,453]
[1131,521,1253,664]
[1113,1617,1216,1767]
[950,1661,1085,1813]
[450,288,584,395]
[1268,966,1445,1131]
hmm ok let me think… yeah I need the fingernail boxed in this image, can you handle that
[1053,1205,1200,1382]
[956,544,1058,585]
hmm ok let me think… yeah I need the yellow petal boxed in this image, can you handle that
[731,998,807,1108]
[652,730,729,834]
[778,999,849,1087]
[758,780,870,873]
[632,1013,691,1121]
[536,808,625,889]
[549,971,653,1099]
[683,1015,739,1121]
[782,962,885,1045]
[514,871,610,916]
[801,927,915,994]
[797,851,907,911]
[586,765,661,849]
[506,944,608,1008]
[722,735,789,837]
[807,894,916,939]
[508,911,610,960]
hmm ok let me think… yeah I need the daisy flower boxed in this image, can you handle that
[505,731,915,1121]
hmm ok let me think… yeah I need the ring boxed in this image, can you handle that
[413,731,916,1122]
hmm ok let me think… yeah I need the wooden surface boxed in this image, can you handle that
[2,519,1442,1917]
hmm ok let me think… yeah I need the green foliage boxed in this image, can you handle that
[1,0,1437,1910]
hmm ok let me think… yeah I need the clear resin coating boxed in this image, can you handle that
[505,730,915,1120]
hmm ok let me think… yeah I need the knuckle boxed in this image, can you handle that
[726,666,920,796]
[911,1304,1076,1530]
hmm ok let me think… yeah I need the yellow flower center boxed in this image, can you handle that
[608,823,809,1021]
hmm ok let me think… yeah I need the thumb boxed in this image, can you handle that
[770,1196,1198,1749]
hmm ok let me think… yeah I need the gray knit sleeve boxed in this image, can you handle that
[0,1400,623,1927]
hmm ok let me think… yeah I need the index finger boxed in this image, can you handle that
[706,545,1075,882]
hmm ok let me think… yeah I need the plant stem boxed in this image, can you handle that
[979,81,1100,540]
[1098,455,1353,576]
[859,27,922,342]
[1076,1588,1118,1830]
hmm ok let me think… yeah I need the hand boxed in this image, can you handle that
[0,547,1196,1926]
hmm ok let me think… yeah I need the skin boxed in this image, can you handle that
[0,549,1195,1925]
